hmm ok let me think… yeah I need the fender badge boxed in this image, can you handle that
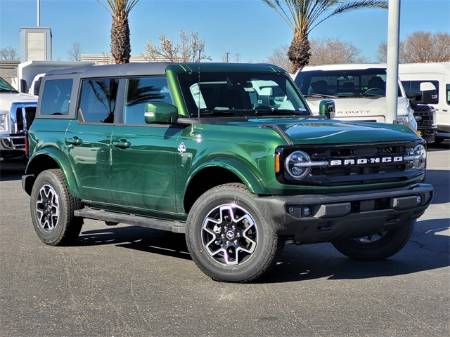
[178,142,187,153]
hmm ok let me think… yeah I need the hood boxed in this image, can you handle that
[209,117,419,145]
[278,119,418,144]
[0,92,37,111]
[307,97,411,121]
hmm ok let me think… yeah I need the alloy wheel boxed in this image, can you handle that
[35,184,60,232]
[201,204,258,266]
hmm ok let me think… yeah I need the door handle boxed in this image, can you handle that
[65,136,82,146]
[112,139,131,149]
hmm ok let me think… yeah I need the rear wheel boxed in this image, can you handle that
[186,183,283,282]
[332,220,414,261]
[30,169,83,245]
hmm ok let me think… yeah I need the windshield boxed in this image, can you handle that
[178,72,309,117]
[296,68,401,98]
[0,77,17,93]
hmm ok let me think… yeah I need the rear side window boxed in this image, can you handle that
[40,79,73,115]
[124,76,172,125]
[79,78,119,123]
[446,84,450,105]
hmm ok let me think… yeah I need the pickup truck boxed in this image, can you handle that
[23,63,433,282]
[0,76,37,160]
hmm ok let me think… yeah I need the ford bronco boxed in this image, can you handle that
[23,63,433,282]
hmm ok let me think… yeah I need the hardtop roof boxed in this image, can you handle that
[45,62,286,78]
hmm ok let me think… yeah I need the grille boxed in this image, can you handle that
[413,105,434,129]
[281,142,423,186]
[14,106,36,133]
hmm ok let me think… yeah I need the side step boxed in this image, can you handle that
[74,207,185,233]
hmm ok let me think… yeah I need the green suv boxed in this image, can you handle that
[23,63,433,282]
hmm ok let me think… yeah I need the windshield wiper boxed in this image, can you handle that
[232,108,306,117]
[303,93,337,99]
[360,92,384,98]
[0,89,18,93]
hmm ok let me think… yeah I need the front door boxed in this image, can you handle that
[66,77,119,204]
[109,76,183,215]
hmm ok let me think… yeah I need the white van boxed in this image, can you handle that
[294,64,418,132]
[399,62,450,143]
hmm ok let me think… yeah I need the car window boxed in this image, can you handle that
[402,80,439,104]
[124,76,172,124]
[79,78,119,123]
[296,69,402,98]
[40,79,73,115]
[447,84,450,105]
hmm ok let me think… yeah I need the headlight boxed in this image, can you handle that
[397,111,417,132]
[285,151,311,179]
[0,113,7,131]
[405,144,427,169]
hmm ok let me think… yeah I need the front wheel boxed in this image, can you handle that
[186,183,283,282]
[332,220,414,261]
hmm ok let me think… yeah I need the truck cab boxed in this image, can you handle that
[400,62,450,144]
[293,64,427,136]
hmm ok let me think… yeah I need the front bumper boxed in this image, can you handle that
[0,134,26,159]
[257,183,433,244]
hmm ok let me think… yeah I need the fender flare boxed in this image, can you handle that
[185,156,268,196]
[25,147,81,198]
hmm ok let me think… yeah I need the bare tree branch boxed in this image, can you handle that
[0,47,19,61]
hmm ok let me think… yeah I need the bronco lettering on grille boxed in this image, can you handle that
[329,156,403,167]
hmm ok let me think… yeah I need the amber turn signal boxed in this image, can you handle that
[275,153,281,174]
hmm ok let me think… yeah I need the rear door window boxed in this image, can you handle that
[40,79,73,115]
[78,78,119,123]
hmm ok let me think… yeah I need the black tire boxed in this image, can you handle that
[434,137,444,145]
[30,169,83,246]
[332,220,414,261]
[186,183,283,282]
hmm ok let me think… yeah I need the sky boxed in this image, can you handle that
[0,0,449,63]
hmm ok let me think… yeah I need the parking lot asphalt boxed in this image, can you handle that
[0,144,449,337]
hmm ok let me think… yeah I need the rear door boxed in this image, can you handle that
[66,77,119,204]
[109,76,183,215]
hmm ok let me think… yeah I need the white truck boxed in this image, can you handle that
[399,62,450,144]
[14,60,94,96]
[293,64,438,141]
[0,76,37,160]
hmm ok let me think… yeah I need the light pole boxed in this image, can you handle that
[386,0,401,124]
[36,0,41,26]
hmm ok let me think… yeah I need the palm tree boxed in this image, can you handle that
[101,0,140,64]
[262,0,387,72]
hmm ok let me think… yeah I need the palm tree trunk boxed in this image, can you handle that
[288,29,311,73]
[111,13,131,64]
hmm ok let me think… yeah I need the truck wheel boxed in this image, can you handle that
[332,220,414,261]
[30,169,83,246]
[186,183,283,282]
[434,137,444,145]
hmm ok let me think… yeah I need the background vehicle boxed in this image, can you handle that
[0,76,37,160]
[294,64,424,134]
[23,63,432,282]
[400,62,450,144]
[13,60,94,96]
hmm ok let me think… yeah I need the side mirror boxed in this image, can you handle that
[319,99,335,119]
[419,81,436,92]
[144,102,178,124]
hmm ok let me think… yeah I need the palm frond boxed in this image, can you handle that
[308,0,387,33]
[100,0,140,15]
